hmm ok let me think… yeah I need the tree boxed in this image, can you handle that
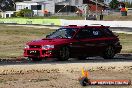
[109,0,119,9]
[98,0,104,3]
[0,0,31,11]
[15,8,33,17]
[125,2,132,8]
[0,0,15,11]
[93,0,104,3]
[0,0,2,3]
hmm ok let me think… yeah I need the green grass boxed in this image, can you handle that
[118,33,132,53]
[103,15,132,21]
[1,14,132,21]
[5,16,84,20]
[29,16,84,20]
[6,14,132,21]
[0,24,131,58]
[0,25,54,58]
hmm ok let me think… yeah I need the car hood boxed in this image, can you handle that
[26,38,70,45]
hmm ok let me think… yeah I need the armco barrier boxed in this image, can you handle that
[0,18,61,26]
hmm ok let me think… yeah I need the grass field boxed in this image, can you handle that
[18,14,132,21]
[26,14,132,21]
[118,33,132,53]
[103,15,132,21]
[0,25,54,58]
[0,24,132,58]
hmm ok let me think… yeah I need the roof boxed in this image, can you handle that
[1,11,16,13]
[84,0,109,8]
[16,1,46,3]
[63,25,110,29]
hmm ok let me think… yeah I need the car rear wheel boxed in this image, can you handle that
[78,56,87,60]
[58,46,70,61]
[103,46,115,59]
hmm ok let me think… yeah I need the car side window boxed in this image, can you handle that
[76,28,92,39]
[76,28,105,39]
[103,28,114,37]
[91,28,105,38]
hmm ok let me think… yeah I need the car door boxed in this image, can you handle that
[88,28,108,55]
[75,28,97,56]
[70,28,94,57]
[70,28,107,57]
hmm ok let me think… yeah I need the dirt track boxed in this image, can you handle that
[0,56,132,88]
[0,25,132,88]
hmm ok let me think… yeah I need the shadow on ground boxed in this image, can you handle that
[0,54,132,66]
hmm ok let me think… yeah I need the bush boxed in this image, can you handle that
[109,0,119,9]
[15,8,33,17]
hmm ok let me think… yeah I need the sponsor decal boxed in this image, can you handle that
[79,68,131,86]
[30,50,37,53]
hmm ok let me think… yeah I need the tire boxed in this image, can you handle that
[31,58,42,61]
[78,56,87,60]
[58,46,70,61]
[103,46,115,59]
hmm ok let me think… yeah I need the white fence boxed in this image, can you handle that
[61,20,132,28]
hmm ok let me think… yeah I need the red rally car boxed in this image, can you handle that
[24,25,122,61]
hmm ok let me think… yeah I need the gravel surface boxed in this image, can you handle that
[0,56,132,88]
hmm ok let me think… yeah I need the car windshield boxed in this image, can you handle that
[47,28,78,39]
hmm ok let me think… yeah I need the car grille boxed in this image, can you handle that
[29,45,41,49]
[42,50,46,55]
[27,50,40,56]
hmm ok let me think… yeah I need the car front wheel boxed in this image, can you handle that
[103,46,115,59]
[58,46,70,61]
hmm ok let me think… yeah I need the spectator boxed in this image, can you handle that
[100,10,103,20]
[44,10,48,17]
[76,10,82,17]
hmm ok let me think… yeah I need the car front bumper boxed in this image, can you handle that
[24,48,59,58]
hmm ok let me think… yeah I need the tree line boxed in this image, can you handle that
[0,0,31,11]
[125,2,132,8]
[109,0,132,9]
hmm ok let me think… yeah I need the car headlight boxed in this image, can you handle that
[42,45,54,50]
[25,45,29,49]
